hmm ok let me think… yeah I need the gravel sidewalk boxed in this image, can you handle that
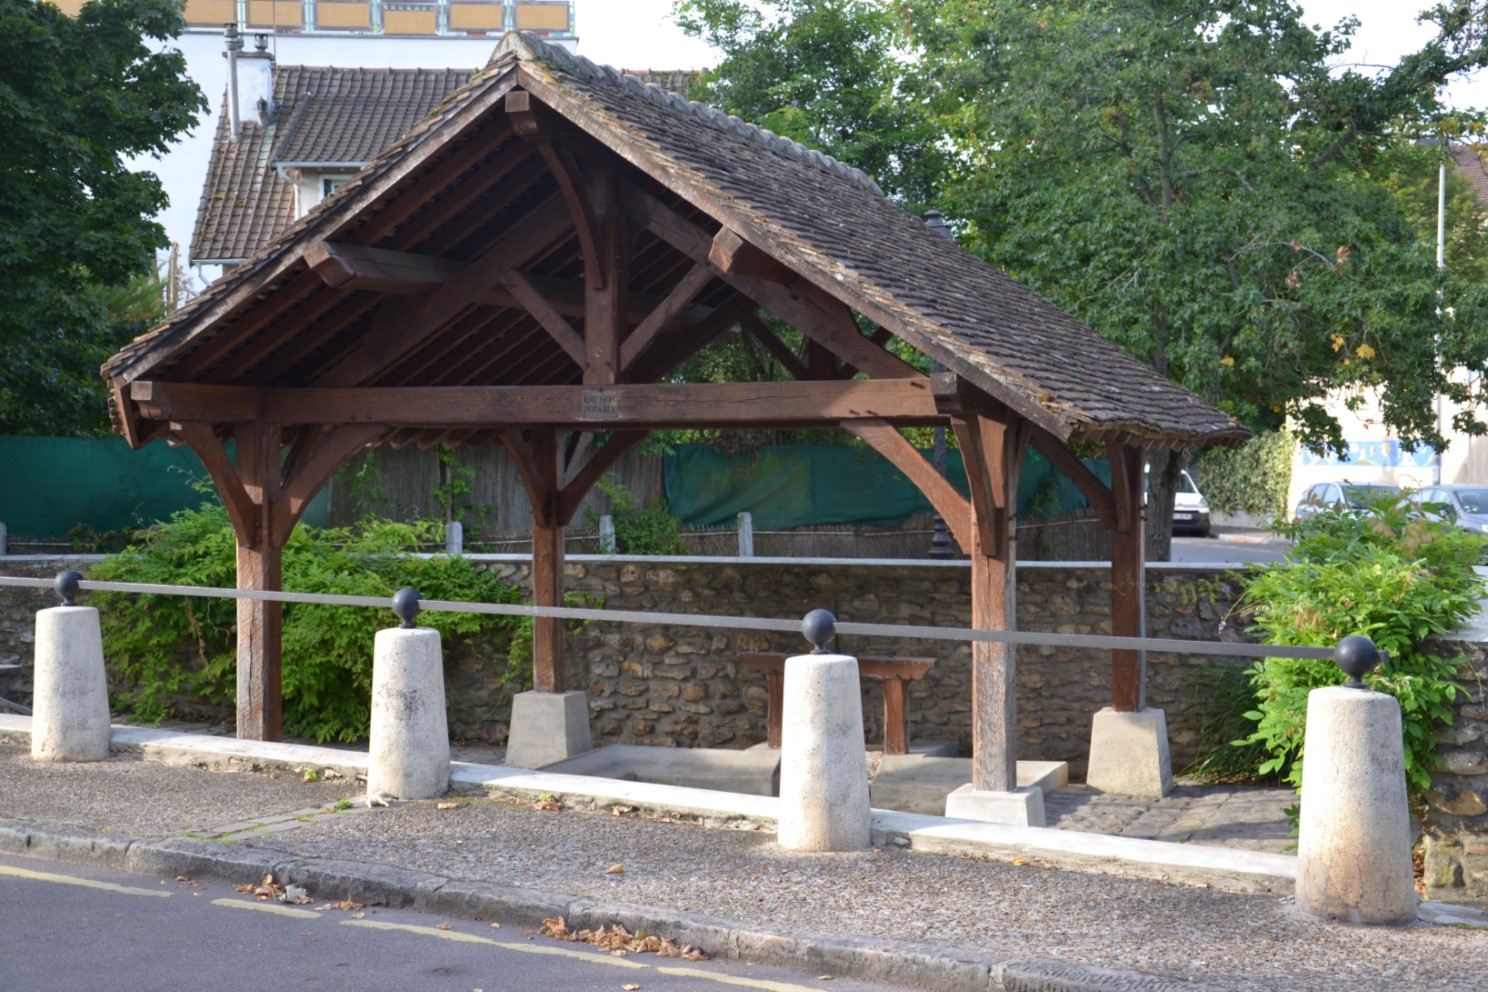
[3,734,1486,992]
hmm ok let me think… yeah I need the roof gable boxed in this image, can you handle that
[119,32,1245,452]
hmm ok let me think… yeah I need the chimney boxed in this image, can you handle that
[224,27,275,140]
[224,23,243,141]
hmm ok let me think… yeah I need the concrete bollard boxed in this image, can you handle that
[778,610,870,852]
[1295,636,1416,924]
[367,590,449,800]
[32,576,112,761]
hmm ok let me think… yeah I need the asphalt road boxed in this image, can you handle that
[1168,535,1291,566]
[0,855,916,992]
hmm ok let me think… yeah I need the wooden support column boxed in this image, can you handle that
[504,428,567,694]
[1108,441,1147,712]
[233,420,284,742]
[952,403,1027,794]
[176,420,384,741]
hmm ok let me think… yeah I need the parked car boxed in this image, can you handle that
[1406,484,1488,535]
[1293,481,1403,522]
[1171,469,1211,537]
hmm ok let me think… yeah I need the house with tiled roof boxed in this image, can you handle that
[191,51,476,269]
[191,44,694,271]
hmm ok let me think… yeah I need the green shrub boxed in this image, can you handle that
[1232,493,1485,798]
[92,502,524,742]
[591,475,690,555]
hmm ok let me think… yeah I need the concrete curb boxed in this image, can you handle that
[0,817,1223,992]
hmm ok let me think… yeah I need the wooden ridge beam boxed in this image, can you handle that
[133,378,940,430]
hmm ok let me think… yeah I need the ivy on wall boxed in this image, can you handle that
[1191,431,1297,521]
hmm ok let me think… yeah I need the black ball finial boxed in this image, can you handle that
[392,588,421,629]
[55,570,83,606]
[1335,634,1381,689]
[802,609,837,654]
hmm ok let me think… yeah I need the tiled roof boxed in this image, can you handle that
[119,33,1246,450]
[1452,145,1488,206]
[514,37,1243,444]
[190,66,474,265]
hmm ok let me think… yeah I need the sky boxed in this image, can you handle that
[150,1,1488,285]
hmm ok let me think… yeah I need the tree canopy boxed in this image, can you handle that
[674,0,1488,456]
[0,0,204,435]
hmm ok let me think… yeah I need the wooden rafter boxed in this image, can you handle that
[620,262,714,372]
[498,268,587,366]
[740,312,811,380]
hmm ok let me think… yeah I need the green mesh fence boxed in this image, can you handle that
[0,436,328,540]
[662,443,1110,529]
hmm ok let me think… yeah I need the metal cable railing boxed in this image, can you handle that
[0,572,1344,662]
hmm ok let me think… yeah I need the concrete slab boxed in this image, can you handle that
[542,743,781,796]
[944,783,1046,827]
[870,755,1068,815]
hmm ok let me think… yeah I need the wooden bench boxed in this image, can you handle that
[741,653,935,754]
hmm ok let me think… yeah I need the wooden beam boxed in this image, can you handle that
[273,425,389,546]
[306,241,466,294]
[313,206,573,387]
[132,379,941,430]
[174,421,256,540]
[1108,440,1147,713]
[1027,422,1115,529]
[625,186,919,380]
[620,262,715,372]
[842,419,971,552]
[497,268,586,366]
[556,430,649,525]
[709,227,793,282]
[583,163,625,383]
[740,312,810,380]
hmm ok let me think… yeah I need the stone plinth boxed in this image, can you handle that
[506,690,592,769]
[368,627,449,800]
[1085,707,1174,798]
[778,652,870,852]
[31,605,111,762]
[1296,686,1416,924]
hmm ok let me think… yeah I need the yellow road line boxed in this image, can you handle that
[209,898,321,919]
[0,864,171,898]
[657,965,829,992]
[340,919,647,969]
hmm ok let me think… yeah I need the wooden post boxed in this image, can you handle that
[584,163,626,387]
[527,429,566,694]
[233,421,284,741]
[1108,441,1147,712]
[954,405,1026,794]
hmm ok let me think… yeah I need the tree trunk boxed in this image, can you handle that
[1145,447,1179,562]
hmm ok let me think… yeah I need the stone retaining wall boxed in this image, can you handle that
[1422,638,1488,904]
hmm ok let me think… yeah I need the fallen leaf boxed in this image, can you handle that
[606,863,625,875]
[611,805,636,816]
[437,801,460,811]
[533,794,562,812]
[818,975,833,981]
[350,912,365,920]
[1011,858,1029,866]
[437,921,454,931]
[623,984,641,991]
[489,922,501,929]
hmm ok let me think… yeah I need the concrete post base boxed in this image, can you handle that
[778,653,871,852]
[1296,686,1416,924]
[368,627,449,800]
[505,690,592,769]
[944,783,1047,826]
[1085,706,1174,797]
[31,605,111,762]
